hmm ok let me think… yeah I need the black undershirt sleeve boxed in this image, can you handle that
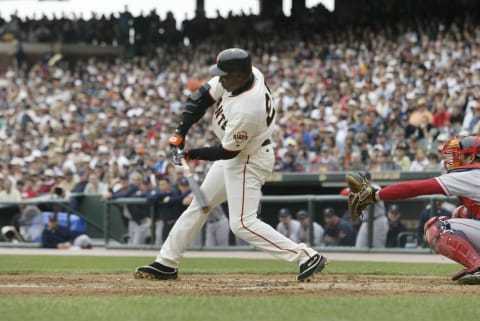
[188,145,240,161]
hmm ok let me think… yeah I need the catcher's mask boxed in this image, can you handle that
[442,135,480,171]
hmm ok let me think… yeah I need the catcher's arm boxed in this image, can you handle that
[345,172,378,220]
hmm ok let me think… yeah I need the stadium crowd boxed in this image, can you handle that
[0,5,479,245]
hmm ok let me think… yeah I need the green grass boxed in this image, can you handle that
[0,254,478,321]
[1,296,479,321]
[0,254,462,276]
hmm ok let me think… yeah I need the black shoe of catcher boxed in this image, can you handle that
[134,262,178,280]
[297,254,328,282]
[457,270,480,285]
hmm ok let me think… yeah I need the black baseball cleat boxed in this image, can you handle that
[134,262,178,280]
[457,271,480,285]
[296,254,328,282]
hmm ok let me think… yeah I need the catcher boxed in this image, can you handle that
[346,135,480,285]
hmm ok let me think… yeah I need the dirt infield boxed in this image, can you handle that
[1,248,470,297]
[0,273,477,297]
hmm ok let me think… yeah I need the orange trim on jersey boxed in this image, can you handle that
[239,156,300,255]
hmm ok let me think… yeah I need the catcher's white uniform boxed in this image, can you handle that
[156,67,319,267]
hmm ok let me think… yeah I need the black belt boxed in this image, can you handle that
[262,139,271,147]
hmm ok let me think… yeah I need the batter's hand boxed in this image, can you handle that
[168,129,186,149]
[171,147,189,166]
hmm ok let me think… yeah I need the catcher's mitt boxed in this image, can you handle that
[345,172,377,220]
[345,172,368,193]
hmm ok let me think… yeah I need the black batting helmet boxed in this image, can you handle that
[209,48,252,76]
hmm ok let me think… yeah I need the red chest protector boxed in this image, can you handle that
[449,164,480,219]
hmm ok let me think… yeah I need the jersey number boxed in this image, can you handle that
[265,94,276,127]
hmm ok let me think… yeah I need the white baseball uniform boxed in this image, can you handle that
[205,206,230,247]
[355,183,388,248]
[276,219,301,242]
[156,67,319,267]
[296,222,325,246]
[435,170,480,248]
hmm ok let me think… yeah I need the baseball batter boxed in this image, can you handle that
[347,135,480,284]
[135,48,327,282]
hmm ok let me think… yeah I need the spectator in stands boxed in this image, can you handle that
[147,176,181,245]
[84,172,107,194]
[374,131,391,153]
[370,150,401,172]
[69,169,90,209]
[432,101,451,128]
[385,204,408,248]
[345,151,368,172]
[315,146,340,172]
[16,178,36,199]
[59,169,78,195]
[41,214,93,249]
[276,208,300,242]
[400,115,418,140]
[103,172,150,245]
[369,144,385,172]
[295,209,324,246]
[67,142,86,164]
[424,152,443,171]
[322,207,355,246]
[278,152,304,172]
[0,175,21,201]
[409,148,429,171]
[393,143,411,171]
[466,104,480,133]
[37,169,56,195]
[153,150,169,177]
[382,151,403,171]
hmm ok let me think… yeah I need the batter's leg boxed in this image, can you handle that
[135,162,228,280]
[156,162,228,267]
[224,154,321,267]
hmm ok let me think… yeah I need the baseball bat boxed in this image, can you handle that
[181,158,210,213]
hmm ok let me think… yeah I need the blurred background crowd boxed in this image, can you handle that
[0,1,478,246]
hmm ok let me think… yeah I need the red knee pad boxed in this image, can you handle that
[424,216,449,248]
[452,205,474,219]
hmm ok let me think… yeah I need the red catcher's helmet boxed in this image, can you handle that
[442,135,480,171]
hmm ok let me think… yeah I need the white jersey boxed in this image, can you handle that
[296,222,325,246]
[436,170,480,202]
[207,67,276,156]
[276,219,301,242]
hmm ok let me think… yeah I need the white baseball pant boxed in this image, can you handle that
[156,145,318,267]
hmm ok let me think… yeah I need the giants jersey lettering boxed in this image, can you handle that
[207,67,276,155]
